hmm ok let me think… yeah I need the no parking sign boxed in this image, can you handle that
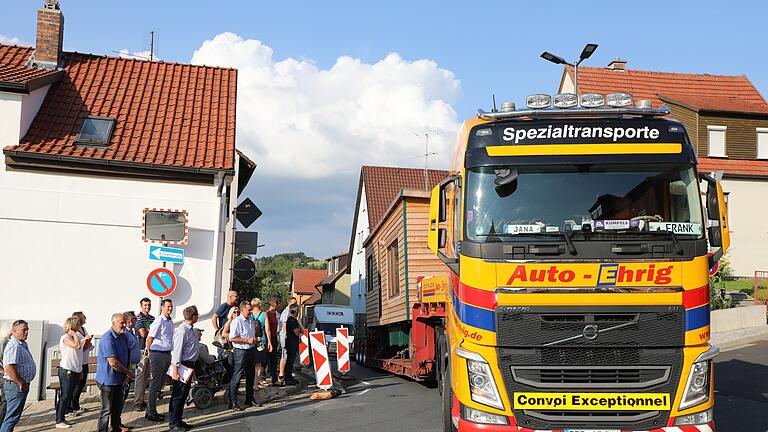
[146,268,177,297]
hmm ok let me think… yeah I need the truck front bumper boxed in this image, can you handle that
[453,394,715,432]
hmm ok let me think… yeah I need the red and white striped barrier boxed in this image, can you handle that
[310,330,333,390]
[299,329,310,365]
[336,327,350,374]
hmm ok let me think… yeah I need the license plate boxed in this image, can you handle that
[564,430,620,432]
[563,429,621,432]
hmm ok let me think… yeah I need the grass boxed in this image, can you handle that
[722,278,754,295]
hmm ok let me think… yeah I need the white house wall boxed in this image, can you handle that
[0,163,230,347]
[19,85,50,138]
[349,183,369,316]
[0,92,23,148]
[720,178,768,277]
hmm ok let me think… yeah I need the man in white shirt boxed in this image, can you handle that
[228,301,257,411]
[144,299,174,422]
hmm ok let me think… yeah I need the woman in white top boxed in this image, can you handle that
[68,311,93,416]
[55,317,83,429]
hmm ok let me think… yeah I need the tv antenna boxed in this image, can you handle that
[418,132,439,191]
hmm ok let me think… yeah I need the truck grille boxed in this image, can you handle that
[498,346,683,429]
[496,305,684,348]
[512,365,670,389]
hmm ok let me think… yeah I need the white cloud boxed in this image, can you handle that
[0,35,24,45]
[191,32,461,178]
[117,49,161,61]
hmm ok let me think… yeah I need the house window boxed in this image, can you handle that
[758,128,768,159]
[707,125,727,157]
[327,260,333,275]
[387,240,400,297]
[76,116,115,145]
[366,255,374,292]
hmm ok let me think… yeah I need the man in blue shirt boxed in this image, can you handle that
[0,320,36,432]
[96,313,133,432]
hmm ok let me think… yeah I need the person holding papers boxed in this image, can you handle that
[167,306,199,432]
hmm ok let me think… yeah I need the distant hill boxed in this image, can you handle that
[234,252,325,303]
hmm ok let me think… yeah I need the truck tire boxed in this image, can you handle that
[435,327,446,395]
[442,365,456,432]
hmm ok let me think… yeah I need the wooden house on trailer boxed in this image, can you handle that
[364,188,450,348]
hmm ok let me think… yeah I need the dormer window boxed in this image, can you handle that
[76,116,115,145]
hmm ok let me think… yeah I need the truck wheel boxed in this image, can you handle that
[435,334,444,395]
[442,366,456,432]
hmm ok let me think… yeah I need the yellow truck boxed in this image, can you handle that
[427,93,729,432]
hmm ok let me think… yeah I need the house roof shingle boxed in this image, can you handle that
[363,166,448,229]
[566,66,768,113]
[0,45,63,91]
[698,157,768,178]
[290,269,326,295]
[659,94,768,115]
[1,44,237,173]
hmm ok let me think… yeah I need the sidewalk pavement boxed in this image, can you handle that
[712,324,768,351]
[12,378,308,432]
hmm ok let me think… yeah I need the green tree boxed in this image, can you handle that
[231,252,324,302]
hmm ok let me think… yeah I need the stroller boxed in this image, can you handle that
[187,357,229,409]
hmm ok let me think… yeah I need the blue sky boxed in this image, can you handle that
[4,1,768,258]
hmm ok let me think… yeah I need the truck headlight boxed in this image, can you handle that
[679,346,718,411]
[456,346,504,410]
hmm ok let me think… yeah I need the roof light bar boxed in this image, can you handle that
[553,93,578,108]
[580,93,605,108]
[526,94,551,109]
[606,93,633,107]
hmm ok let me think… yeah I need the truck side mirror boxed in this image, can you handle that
[438,228,447,249]
[428,184,441,253]
[700,173,730,253]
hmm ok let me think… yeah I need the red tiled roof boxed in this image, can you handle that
[698,157,768,177]
[0,45,62,90]
[363,166,448,228]
[290,269,326,295]
[660,93,768,115]
[566,66,768,112]
[2,44,237,172]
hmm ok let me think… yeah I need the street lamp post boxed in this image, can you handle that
[540,43,598,96]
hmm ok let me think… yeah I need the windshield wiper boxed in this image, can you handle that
[642,230,684,255]
[476,231,577,255]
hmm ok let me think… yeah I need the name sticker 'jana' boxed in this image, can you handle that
[504,224,542,234]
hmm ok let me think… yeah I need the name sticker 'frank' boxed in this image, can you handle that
[648,222,702,235]
[504,224,541,234]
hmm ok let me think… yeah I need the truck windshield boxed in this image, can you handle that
[465,163,704,241]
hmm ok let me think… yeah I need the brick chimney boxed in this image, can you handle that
[607,58,627,71]
[34,0,64,69]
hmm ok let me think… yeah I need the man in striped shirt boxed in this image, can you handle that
[133,298,154,411]
[0,320,36,432]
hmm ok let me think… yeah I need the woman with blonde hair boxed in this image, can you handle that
[55,317,83,429]
[249,298,267,389]
[68,312,93,417]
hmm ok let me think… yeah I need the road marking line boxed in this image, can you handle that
[359,388,370,395]
[362,381,371,385]
[195,420,240,430]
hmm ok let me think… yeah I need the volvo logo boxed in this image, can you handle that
[582,324,599,340]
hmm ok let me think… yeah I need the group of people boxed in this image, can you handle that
[0,312,93,432]
[210,291,304,411]
[0,292,304,432]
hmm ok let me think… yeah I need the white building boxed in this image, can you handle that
[0,0,254,356]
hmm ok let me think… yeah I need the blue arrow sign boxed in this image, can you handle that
[148,246,185,264]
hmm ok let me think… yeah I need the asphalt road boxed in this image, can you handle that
[714,338,768,431]
[190,339,768,432]
[189,362,442,432]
